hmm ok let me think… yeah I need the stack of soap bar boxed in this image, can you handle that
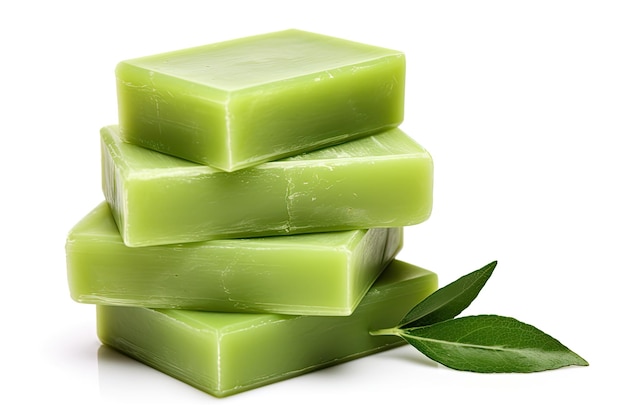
[102,125,433,247]
[66,29,437,398]
[115,29,405,172]
[66,202,402,315]
[97,261,438,397]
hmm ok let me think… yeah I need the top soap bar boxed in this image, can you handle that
[116,29,405,171]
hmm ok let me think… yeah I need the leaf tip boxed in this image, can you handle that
[575,354,590,367]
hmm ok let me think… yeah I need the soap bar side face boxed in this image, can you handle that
[116,64,231,168]
[282,155,432,230]
[66,202,402,315]
[125,166,291,244]
[347,226,403,310]
[224,54,405,169]
[101,125,432,246]
[96,261,438,397]
[115,29,405,171]
[97,307,220,391]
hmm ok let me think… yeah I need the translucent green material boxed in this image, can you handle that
[102,125,433,247]
[116,29,405,171]
[66,202,402,315]
[97,260,438,397]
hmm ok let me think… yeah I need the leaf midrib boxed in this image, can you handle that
[401,332,521,353]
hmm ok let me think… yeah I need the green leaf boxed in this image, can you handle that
[398,261,497,328]
[397,315,589,373]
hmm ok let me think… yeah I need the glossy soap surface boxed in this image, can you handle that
[66,202,402,315]
[97,260,438,397]
[102,125,433,247]
[116,29,405,171]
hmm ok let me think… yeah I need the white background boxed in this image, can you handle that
[2,1,623,415]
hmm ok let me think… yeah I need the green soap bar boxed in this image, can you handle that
[116,29,405,171]
[102,125,432,247]
[97,260,437,397]
[66,202,402,316]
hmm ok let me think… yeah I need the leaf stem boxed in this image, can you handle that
[369,327,403,337]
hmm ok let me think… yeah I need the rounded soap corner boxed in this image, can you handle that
[114,59,133,79]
